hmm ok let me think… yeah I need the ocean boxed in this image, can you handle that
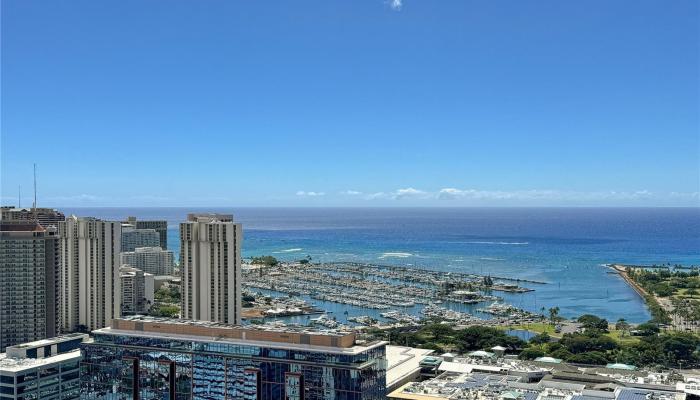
[62,207,700,323]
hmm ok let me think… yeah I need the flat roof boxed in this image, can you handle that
[113,316,351,338]
[8,333,88,350]
[386,345,434,388]
[0,350,81,374]
[92,327,387,356]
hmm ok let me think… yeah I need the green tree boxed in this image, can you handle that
[578,314,609,332]
[615,318,631,337]
[530,332,551,345]
[567,351,609,365]
[519,348,545,360]
[549,307,560,325]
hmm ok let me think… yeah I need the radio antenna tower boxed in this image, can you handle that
[33,163,37,211]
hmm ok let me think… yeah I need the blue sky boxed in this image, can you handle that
[1,0,698,207]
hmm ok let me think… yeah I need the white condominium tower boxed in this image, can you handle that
[58,216,121,332]
[180,213,241,324]
[120,246,175,276]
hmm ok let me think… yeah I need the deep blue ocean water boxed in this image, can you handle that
[62,207,700,323]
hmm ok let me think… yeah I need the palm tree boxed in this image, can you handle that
[548,307,560,325]
[615,318,630,337]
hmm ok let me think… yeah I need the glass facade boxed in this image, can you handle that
[80,333,386,399]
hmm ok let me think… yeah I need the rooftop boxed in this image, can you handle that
[0,221,45,232]
[7,333,88,351]
[387,345,435,389]
[98,316,386,355]
[186,213,234,222]
[0,350,81,373]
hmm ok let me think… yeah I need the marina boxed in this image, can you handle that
[242,261,545,329]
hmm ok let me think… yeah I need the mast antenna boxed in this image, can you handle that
[33,163,37,210]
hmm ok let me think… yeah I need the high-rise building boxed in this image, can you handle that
[0,221,60,352]
[180,213,242,324]
[58,217,121,332]
[80,317,388,399]
[119,266,154,315]
[124,216,168,249]
[119,246,175,275]
[0,207,65,228]
[120,224,160,252]
[0,333,87,400]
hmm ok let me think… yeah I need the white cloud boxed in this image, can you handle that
[296,191,325,197]
[435,188,659,201]
[393,187,428,199]
[46,194,101,203]
[670,191,700,199]
[365,192,388,200]
[341,190,362,195]
[388,0,402,10]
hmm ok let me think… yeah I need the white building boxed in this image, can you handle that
[119,266,154,315]
[120,224,159,252]
[120,246,174,275]
[0,334,88,400]
[180,213,241,324]
[58,217,121,332]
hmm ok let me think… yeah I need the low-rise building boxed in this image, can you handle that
[388,371,685,400]
[0,334,88,400]
[386,346,435,393]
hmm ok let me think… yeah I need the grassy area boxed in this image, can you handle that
[506,322,562,338]
[504,323,640,345]
[604,329,640,345]
[675,288,700,299]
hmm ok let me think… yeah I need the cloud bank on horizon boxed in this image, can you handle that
[3,187,697,207]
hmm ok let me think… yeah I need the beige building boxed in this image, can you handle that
[0,207,65,228]
[180,213,241,324]
[119,265,154,315]
[58,216,121,332]
[0,222,60,351]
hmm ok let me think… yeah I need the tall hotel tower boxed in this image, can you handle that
[0,221,60,351]
[180,213,241,324]
[58,216,121,332]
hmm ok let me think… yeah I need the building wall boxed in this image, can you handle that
[0,224,60,352]
[125,217,168,249]
[120,228,159,253]
[80,333,387,399]
[0,335,86,400]
[58,217,121,332]
[0,207,65,228]
[180,214,241,324]
[120,267,149,315]
[120,247,174,275]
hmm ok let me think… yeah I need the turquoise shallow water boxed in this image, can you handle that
[63,207,700,323]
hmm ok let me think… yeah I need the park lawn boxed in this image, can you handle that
[605,329,640,345]
[507,322,563,338]
[673,289,700,300]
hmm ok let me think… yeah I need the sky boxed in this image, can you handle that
[1,0,698,207]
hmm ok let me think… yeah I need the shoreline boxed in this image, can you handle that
[608,264,650,299]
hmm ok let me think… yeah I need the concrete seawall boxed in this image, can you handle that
[609,264,649,299]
